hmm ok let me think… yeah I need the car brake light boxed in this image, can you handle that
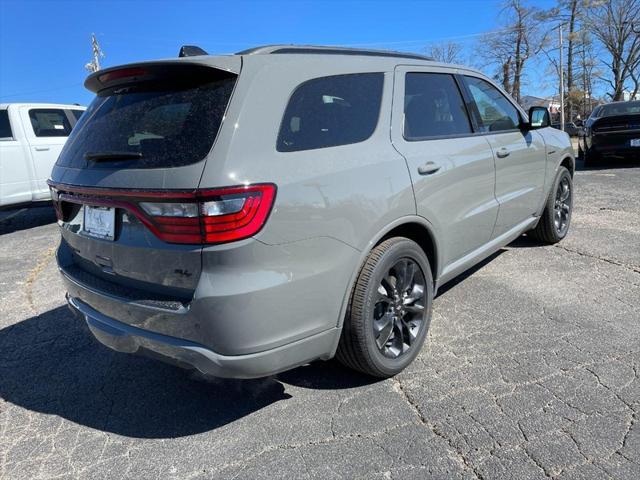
[48,182,277,245]
[98,67,148,84]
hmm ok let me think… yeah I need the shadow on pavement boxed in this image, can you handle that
[0,306,377,439]
[0,205,57,235]
[435,249,506,297]
[507,235,547,249]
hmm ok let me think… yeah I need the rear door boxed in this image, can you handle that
[0,108,32,207]
[391,66,498,269]
[19,107,72,200]
[461,75,546,237]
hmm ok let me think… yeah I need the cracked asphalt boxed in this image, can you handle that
[1,162,639,480]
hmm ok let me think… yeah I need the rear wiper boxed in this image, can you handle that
[84,151,143,161]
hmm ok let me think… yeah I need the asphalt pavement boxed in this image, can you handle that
[1,161,639,479]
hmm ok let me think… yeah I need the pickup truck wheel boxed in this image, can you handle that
[529,166,573,244]
[336,237,433,378]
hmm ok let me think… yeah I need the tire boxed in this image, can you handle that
[529,166,573,244]
[583,147,600,168]
[336,237,433,378]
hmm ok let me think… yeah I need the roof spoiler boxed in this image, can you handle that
[179,45,209,57]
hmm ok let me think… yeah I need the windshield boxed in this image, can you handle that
[598,101,640,118]
[57,67,236,169]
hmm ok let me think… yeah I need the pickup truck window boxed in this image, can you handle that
[70,110,84,122]
[0,110,12,139]
[28,109,72,137]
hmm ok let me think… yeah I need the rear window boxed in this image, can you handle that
[277,73,384,152]
[0,110,12,139]
[599,101,640,117]
[29,109,72,137]
[57,67,236,169]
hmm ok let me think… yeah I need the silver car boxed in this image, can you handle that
[49,45,574,378]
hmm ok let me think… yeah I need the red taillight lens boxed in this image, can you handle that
[200,186,276,243]
[139,184,276,244]
[47,182,277,245]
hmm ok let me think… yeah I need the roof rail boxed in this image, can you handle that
[236,45,434,62]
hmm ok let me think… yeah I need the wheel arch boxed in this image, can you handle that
[560,155,575,177]
[335,216,440,330]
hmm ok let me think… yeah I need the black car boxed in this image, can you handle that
[579,100,640,166]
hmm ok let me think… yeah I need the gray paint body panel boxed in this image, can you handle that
[50,49,574,378]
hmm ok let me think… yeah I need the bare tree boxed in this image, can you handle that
[427,41,464,64]
[476,0,552,102]
[585,0,640,100]
[476,31,514,93]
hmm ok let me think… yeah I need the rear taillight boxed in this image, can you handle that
[48,183,277,245]
[139,184,276,244]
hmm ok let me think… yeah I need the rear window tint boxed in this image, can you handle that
[29,109,72,137]
[277,73,384,152]
[57,67,236,169]
[404,73,472,140]
[0,110,11,138]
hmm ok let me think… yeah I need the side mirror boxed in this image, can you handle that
[525,106,551,129]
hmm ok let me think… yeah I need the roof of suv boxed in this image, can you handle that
[235,44,436,62]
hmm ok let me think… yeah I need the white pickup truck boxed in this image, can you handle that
[1,103,86,209]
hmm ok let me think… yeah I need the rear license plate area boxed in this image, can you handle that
[83,205,115,241]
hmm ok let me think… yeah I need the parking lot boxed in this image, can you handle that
[0,162,639,479]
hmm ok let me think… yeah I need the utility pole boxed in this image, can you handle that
[558,23,565,132]
[84,33,104,73]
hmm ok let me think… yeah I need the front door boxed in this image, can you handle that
[391,67,498,270]
[462,75,547,236]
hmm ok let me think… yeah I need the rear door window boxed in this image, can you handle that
[29,109,72,137]
[277,73,384,152]
[464,76,521,132]
[404,73,472,140]
[57,66,236,169]
[0,110,12,139]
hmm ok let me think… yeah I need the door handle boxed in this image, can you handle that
[34,147,50,151]
[417,162,441,175]
[496,148,510,158]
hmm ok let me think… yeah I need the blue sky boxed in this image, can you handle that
[0,0,559,106]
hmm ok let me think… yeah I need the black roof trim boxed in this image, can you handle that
[236,45,434,62]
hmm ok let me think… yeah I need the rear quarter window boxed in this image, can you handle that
[277,73,384,152]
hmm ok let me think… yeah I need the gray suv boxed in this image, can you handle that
[49,45,575,378]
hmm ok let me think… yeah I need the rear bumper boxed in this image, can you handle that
[68,294,340,379]
[57,234,359,378]
[588,133,640,158]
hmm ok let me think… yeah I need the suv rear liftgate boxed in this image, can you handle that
[50,60,249,316]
